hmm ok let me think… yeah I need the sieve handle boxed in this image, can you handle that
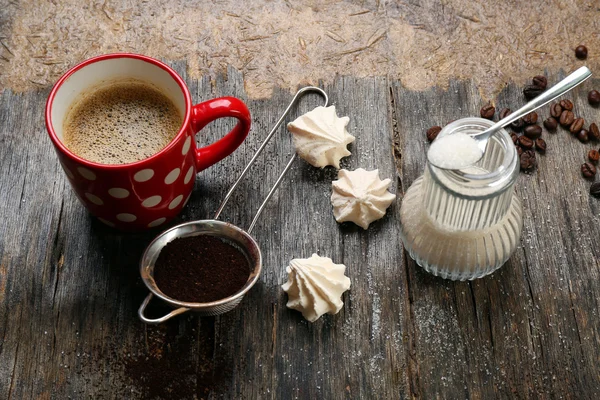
[213,86,329,234]
[138,293,190,324]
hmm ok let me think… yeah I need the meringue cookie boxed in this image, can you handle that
[331,168,396,229]
[287,105,355,168]
[282,254,351,322]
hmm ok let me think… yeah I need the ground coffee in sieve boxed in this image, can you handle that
[153,235,250,303]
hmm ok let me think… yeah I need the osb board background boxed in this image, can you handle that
[1,0,600,99]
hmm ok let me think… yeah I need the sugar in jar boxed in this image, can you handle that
[400,118,523,280]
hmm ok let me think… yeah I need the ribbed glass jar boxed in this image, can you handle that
[400,118,523,280]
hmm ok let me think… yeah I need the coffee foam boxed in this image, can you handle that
[63,79,183,165]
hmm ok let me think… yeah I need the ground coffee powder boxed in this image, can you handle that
[153,235,250,303]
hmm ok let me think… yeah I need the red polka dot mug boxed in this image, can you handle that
[45,53,251,231]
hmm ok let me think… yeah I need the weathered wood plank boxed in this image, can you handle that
[0,66,409,399]
[392,72,600,399]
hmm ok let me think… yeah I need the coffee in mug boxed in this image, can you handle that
[46,53,251,231]
[63,79,182,165]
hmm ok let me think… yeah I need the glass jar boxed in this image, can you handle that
[400,118,523,280]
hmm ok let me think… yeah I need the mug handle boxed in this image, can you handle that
[191,97,251,172]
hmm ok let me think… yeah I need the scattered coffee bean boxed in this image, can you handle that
[532,75,548,90]
[518,136,534,149]
[577,129,589,143]
[480,104,495,120]
[589,149,600,163]
[575,45,588,60]
[588,90,600,106]
[589,123,600,141]
[559,110,575,127]
[511,118,524,132]
[426,126,442,142]
[510,132,518,144]
[535,138,547,153]
[590,182,600,198]
[550,103,563,118]
[581,162,596,179]
[524,124,542,139]
[570,117,585,134]
[499,108,512,120]
[517,146,523,156]
[522,112,538,125]
[560,99,574,111]
[523,85,544,100]
[543,117,558,131]
[520,150,536,171]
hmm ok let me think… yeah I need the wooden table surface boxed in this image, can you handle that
[2,3,600,400]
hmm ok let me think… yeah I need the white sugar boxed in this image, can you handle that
[427,132,483,170]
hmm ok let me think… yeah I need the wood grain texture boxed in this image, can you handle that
[392,72,600,399]
[1,63,600,399]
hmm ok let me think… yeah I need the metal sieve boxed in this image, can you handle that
[138,87,328,324]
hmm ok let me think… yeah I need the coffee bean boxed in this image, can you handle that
[570,117,585,134]
[522,112,538,125]
[535,138,547,153]
[517,146,523,156]
[550,103,563,118]
[559,110,575,126]
[499,108,512,120]
[575,45,588,60]
[588,90,600,106]
[532,75,548,90]
[589,149,600,163]
[577,129,589,143]
[523,85,544,100]
[518,136,534,149]
[581,162,596,179]
[480,104,495,120]
[511,118,524,132]
[524,124,542,139]
[590,182,600,197]
[544,117,558,131]
[560,99,574,111]
[520,150,536,171]
[510,132,518,144]
[589,123,600,141]
[426,126,442,142]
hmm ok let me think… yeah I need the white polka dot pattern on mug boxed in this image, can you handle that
[134,169,154,182]
[77,167,96,180]
[148,217,166,228]
[184,166,194,184]
[165,168,180,184]
[116,213,137,222]
[169,195,183,210]
[182,136,191,155]
[98,218,115,228]
[84,193,103,205]
[141,195,162,208]
[108,188,130,199]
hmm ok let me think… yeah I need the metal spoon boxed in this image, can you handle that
[428,66,592,170]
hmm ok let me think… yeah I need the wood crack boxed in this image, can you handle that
[566,281,584,353]
[7,313,22,400]
[50,199,65,310]
[402,249,420,399]
[17,154,28,209]
[467,282,479,330]
[521,252,543,366]
[484,285,495,355]
[388,86,402,180]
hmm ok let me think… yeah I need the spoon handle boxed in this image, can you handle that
[488,66,592,132]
